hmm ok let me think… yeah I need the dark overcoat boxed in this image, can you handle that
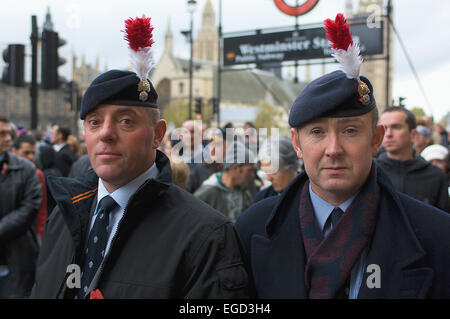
[235,163,450,298]
[31,151,251,299]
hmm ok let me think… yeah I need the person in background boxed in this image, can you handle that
[421,144,449,173]
[421,144,450,206]
[169,157,190,189]
[433,121,449,148]
[413,125,432,155]
[50,124,76,177]
[178,120,204,172]
[67,135,81,160]
[38,144,62,217]
[377,107,448,211]
[0,115,42,298]
[11,135,47,239]
[195,141,256,222]
[186,127,228,193]
[254,136,300,203]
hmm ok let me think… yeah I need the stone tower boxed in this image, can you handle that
[193,0,219,62]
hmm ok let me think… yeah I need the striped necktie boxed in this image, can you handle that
[77,195,117,299]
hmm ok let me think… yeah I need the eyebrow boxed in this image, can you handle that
[336,118,365,125]
[114,108,139,116]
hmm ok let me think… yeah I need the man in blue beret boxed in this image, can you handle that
[30,69,252,299]
[235,68,450,298]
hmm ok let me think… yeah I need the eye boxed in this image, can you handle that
[120,118,132,125]
[311,128,323,135]
[88,119,99,126]
[344,128,357,134]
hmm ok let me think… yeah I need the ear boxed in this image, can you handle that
[291,128,303,160]
[372,124,385,156]
[153,119,167,149]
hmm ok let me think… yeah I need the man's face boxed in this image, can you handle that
[13,142,36,163]
[291,112,384,205]
[0,122,12,155]
[261,163,296,193]
[233,164,255,188]
[379,111,413,155]
[50,125,60,144]
[181,121,196,150]
[84,104,166,192]
[413,134,430,151]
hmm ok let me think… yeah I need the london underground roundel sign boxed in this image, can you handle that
[274,0,320,16]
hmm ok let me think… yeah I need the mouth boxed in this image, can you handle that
[323,166,347,173]
[96,152,121,160]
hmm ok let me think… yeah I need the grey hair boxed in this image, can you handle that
[259,135,299,173]
[146,108,161,126]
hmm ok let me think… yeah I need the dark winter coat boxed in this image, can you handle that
[253,186,279,204]
[68,154,91,179]
[30,151,251,299]
[376,153,449,212]
[54,144,76,177]
[0,152,42,298]
[235,162,450,298]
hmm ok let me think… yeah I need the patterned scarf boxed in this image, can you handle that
[299,164,380,298]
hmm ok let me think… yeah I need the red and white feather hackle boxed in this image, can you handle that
[123,15,155,81]
[324,13,362,81]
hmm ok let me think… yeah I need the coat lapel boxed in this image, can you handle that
[357,174,433,299]
[251,174,308,298]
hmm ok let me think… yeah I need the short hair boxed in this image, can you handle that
[13,134,36,150]
[55,125,71,142]
[382,107,416,131]
[169,157,190,189]
[0,115,10,124]
[259,136,299,173]
[147,108,161,126]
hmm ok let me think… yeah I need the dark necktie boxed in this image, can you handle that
[77,195,117,299]
[329,207,350,298]
[330,207,344,228]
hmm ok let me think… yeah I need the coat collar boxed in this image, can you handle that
[261,162,433,298]
[47,150,173,248]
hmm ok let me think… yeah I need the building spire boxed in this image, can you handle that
[165,17,173,55]
[43,7,54,31]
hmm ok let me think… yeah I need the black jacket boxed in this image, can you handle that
[253,186,279,204]
[0,152,42,298]
[31,151,251,299]
[235,163,450,298]
[376,153,449,212]
[54,144,76,177]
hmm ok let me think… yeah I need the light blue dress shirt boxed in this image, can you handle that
[308,184,366,299]
[91,163,158,256]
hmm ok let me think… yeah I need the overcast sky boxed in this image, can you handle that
[1,0,449,121]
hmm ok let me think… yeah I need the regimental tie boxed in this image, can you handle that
[76,195,118,299]
[329,207,344,228]
[328,207,350,298]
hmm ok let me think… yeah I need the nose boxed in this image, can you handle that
[324,132,344,157]
[98,118,117,142]
[383,125,393,137]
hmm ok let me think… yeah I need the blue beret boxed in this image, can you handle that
[288,70,376,128]
[80,70,158,120]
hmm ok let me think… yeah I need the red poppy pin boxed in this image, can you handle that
[89,289,104,299]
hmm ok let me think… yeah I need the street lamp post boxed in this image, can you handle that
[187,0,197,120]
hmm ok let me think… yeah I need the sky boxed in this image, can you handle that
[1,0,450,121]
